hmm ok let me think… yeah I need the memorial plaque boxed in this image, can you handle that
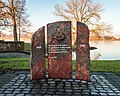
[76,22,90,81]
[47,21,72,78]
[30,26,46,80]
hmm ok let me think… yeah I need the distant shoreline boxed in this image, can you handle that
[90,39,120,41]
[90,36,120,41]
[1,35,120,43]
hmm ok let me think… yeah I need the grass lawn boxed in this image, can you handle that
[0,58,120,74]
[0,58,30,74]
[91,60,120,73]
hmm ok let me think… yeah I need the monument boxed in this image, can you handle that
[30,27,46,80]
[47,21,72,78]
[30,21,90,81]
[76,22,90,80]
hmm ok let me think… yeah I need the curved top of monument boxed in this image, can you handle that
[47,21,88,26]
[47,21,71,25]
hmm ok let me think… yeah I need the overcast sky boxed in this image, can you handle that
[26,0,120,37]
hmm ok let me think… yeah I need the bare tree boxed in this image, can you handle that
[0,0,18,41]
[54,0,112,40]
[15,0,31,41]
[0,0,30,41]
[91,22,112,38]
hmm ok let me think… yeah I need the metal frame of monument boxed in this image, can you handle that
[30,21,90,81]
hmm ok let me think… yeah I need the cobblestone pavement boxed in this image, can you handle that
[0,71,120,96]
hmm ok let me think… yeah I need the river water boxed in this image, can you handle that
[72,41,120,60]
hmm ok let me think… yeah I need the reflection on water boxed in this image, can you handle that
[90,41,120,60]
[72,41,120,60]
[91,51,101,60]
[72,52,76,60]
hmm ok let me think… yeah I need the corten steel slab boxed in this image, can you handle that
[76,22,90,81]
[30,26,46,80]
[47,21,72,79]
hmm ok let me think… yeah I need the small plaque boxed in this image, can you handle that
[36,46,41,49]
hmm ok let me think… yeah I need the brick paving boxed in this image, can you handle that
[0,71,120,96]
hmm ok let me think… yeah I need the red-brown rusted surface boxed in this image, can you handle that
[76,22,90,81]
[30,26,46,80]
[47,21,72,79]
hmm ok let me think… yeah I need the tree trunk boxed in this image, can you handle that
[18,16,21,41]
[13,19,18,41]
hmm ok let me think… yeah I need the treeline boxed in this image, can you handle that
[0,0,31,41]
